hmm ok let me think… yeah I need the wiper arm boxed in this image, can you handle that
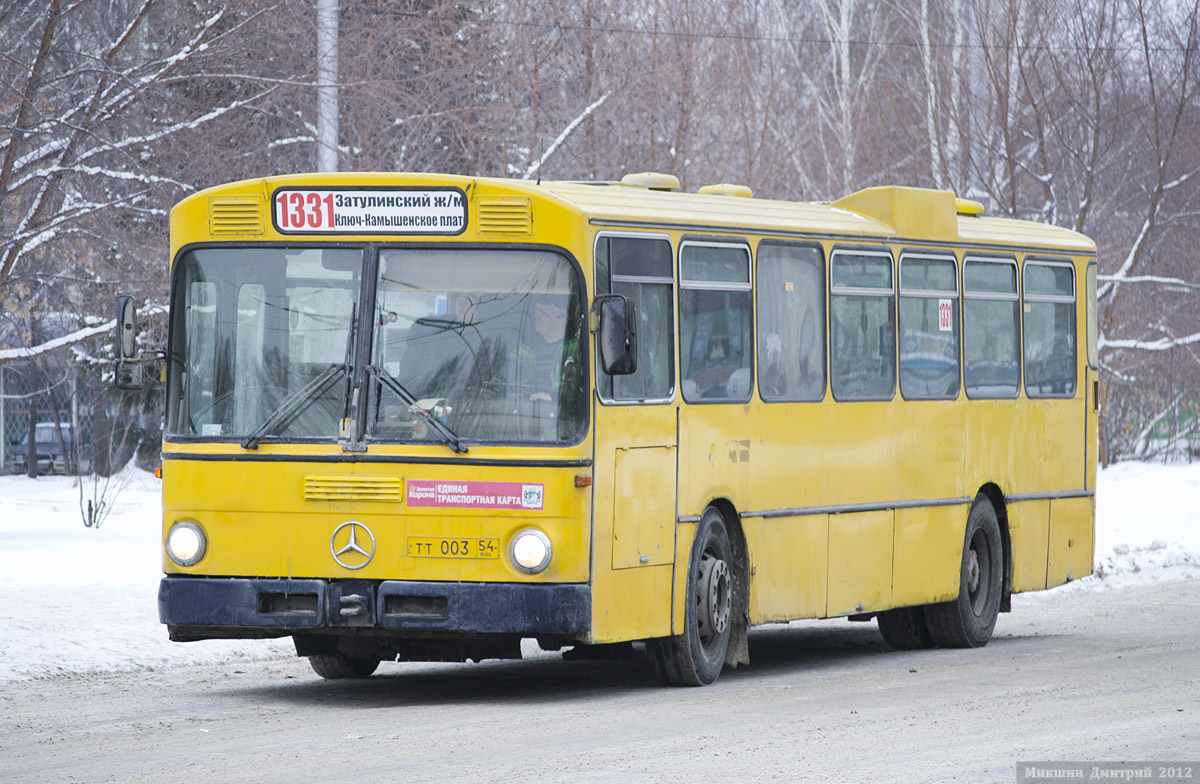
[241,363,348,450]
[367,364,467,454]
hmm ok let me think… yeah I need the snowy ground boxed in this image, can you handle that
[1,463,1197,683]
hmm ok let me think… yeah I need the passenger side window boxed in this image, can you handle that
[1023,260,1076,397]
[830,249,895,400]
[595,235,675,402]
[679,241,752,402]
[899,254,959,400]
[756,242,825,401]
[963,258,1020,398]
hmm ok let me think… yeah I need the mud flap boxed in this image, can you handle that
[723,524,751,668]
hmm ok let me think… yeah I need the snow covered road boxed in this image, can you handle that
[1,580,1197,783]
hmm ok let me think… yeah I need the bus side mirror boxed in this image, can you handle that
[115,295,141,390]
[117,295,137,361]
[595,294,637,376]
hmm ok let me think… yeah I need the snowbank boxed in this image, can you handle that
[1,462,1197,683]
[0,468,290,683]
[1089,461,1200,587]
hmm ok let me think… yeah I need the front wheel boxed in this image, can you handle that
[646,508,734,686]
[307,654,381,680]
[924,494,1004,648]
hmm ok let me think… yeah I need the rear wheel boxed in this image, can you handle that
[877,606,935,650]
[307,654,381,680]
[924,494,1003,648]
[647,508,734,686]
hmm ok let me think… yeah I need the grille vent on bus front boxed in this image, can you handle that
[304,475,403,502]
[209,196,265,235]
[477,196,533,236]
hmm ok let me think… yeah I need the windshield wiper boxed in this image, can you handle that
[366,364,467,454]
[241,363,348,450]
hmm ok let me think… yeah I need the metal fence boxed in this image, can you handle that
[0,357,157,477]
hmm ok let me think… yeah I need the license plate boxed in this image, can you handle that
[407,537,500,559]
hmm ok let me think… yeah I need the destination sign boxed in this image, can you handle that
[271,187,467,235]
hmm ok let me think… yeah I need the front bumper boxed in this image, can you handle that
[158,576,590,638]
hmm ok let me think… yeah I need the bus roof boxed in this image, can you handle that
[179,172,1096,256]
[538,179,1096,254]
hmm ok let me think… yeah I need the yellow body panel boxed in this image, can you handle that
[743,515,828,623]
[827,510,894,616]
[612,446,677,569]
[164,173,1097,647]
[892,505,965,606]
[1048,497,1095,585]
[1009,500,1050,592]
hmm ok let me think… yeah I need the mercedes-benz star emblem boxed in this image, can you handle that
[330,521,375,570]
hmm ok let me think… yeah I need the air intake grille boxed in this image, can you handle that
[210,196,265,235]
[477,196,532,236]
[304,475,403,502]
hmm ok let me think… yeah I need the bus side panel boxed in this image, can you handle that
[611,446,676,569]
[749,402,826,512]
[827,509,893,616]
[1027,398,1085,495]
[678,405,751,515]
[744,514,828,624]
[589,404,677,643]
[964,400,1022,497]
[819,402,897,508]
[1047,496,1094,586]
[822,399,898,617]
[891,505,964,607]
[746,401,827,623]
[1008,499,1050,592]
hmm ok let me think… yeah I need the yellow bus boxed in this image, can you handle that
[142,171,1097,686]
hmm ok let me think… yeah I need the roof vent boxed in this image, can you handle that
[956,198,985,217]
[478,196,533,236]
[209,195,264,235]
[620,172,680,191]
[698,183,753,198]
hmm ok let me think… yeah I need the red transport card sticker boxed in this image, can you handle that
[407,480,544,510]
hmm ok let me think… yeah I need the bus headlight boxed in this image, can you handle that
[511,529,552,574]
[166,521,207,566]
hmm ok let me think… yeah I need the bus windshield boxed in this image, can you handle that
[166,246,363,440]
[369,248,586,445]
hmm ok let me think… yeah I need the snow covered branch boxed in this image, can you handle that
[0,306,166,363]
[1100,331,1200,352]
[524,93,610,179]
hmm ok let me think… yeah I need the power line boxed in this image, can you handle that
[384,8,1199,56]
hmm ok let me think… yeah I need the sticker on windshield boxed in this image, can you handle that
[272,187,467,235]
[407,480,545,510]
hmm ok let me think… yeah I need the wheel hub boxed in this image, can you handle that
[966,548,981,595]
[697,554,732,637]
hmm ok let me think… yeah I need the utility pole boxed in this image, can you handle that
[316,0,339,172]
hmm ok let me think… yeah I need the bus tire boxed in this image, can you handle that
[646,508,734,686]
[877,606,935,650]
[924,494,1003,648]
[307,654,381,679]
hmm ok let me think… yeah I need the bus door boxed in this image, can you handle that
[590,233,678,641]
